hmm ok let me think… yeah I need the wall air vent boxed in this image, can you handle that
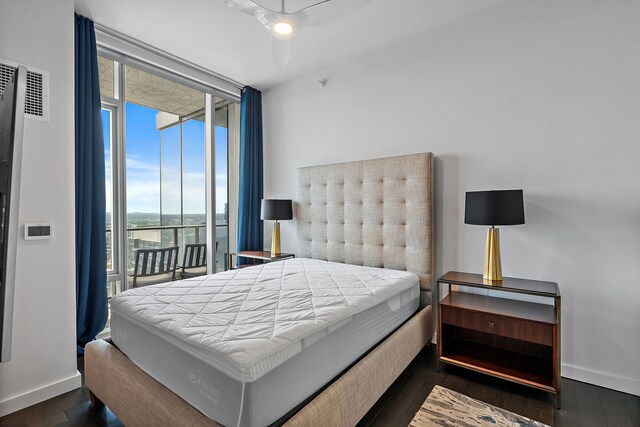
[0,59,49,121]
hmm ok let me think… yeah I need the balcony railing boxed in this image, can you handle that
[106,223,229,282]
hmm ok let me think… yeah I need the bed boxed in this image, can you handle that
[85,152,435,427]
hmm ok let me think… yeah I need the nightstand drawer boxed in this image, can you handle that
[441,305,553,346]
[498,318,553,346]
[441,305,498,335]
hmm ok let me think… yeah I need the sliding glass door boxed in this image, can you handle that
[98,54,237,304]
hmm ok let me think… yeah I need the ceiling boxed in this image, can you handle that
[75,0,507,89]
[98,57,229,128]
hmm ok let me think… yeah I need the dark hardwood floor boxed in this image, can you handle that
[359,346,639,427]
[1,345,638,426]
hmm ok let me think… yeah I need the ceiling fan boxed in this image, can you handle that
[225,0,370,66]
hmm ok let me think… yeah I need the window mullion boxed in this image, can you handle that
[116,60,128,290]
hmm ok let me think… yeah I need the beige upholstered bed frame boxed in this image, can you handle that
[85,152,435,427]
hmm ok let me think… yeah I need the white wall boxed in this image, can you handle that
[263,0,640,395]
[0,0,80,415]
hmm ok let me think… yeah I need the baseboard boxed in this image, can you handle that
[561,363,639,396]
[0,371,82,417]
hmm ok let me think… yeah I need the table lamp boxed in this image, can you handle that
[261,199,293,257]
[465,190,525,282]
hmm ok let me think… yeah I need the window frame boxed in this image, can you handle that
[101,103,119,277]
[101,56,125,287]
[101,57,128,292]
[98,50,239,290]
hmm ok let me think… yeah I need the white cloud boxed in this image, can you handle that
[125,155,228,215]
[127,157,159,173]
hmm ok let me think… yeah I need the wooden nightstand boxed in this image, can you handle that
[435,271,561,407]
[228,251,295,269]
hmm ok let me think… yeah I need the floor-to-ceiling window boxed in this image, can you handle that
[98,54,237,306]
[123,65,207,281]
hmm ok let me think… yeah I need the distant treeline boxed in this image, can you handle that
[106,212,227,227]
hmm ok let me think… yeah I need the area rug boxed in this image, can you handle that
[409,385,550,427]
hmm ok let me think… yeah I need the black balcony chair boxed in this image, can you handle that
[181,243,210,279]
[132,246,179,288]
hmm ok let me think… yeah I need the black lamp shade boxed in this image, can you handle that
[261,199,293,221]
[465,190,525,226]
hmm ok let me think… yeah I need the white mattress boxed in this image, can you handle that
[110,258,420,426]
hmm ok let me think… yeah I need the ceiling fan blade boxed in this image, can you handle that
[271,35,292,67]
[296,0,370,27]
[227,0,283,33]
[225,0,266,18]
[255,9,280,32]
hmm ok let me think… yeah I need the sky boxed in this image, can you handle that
[103,103,228,217]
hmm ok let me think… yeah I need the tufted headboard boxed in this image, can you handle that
[296,153,434,306]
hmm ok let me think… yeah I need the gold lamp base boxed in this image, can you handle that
[483,227,502,282]
[271,221,281,257]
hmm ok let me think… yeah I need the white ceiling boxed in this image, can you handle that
[74,0,507,89]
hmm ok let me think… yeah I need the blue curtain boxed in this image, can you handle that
[75,14,108,356]
[237,86,264,264]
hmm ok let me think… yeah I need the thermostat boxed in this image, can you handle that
[24,223,53,240]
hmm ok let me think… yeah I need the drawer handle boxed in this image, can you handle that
[488,321,495,329]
